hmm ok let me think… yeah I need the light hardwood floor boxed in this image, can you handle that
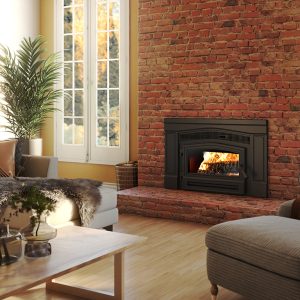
[7,214,246,300]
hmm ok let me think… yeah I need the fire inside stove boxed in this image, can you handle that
[189,152,239,176]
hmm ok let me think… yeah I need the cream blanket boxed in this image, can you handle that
[0,178,102,226]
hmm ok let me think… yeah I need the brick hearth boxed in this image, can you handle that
[117,187,286,225]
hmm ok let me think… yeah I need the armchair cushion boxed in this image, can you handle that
[0,139,17,177]
[20,155,58,178]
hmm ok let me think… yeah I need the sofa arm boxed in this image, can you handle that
[19,155,58,178]
[277,200,295,218]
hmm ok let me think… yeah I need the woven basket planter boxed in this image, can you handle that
[115,161,138,191]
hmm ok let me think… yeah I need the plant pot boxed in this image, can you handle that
[20,217,57,257]
[29,138,42,156]
[15,139,29,176]
[16,138,29,155]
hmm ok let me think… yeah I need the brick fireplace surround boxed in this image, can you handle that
[118,0,300,224]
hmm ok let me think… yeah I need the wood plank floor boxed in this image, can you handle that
[7,214,246,300]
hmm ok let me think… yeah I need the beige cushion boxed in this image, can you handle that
[0,139,17,177]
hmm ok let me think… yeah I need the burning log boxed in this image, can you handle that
[198,152,239,176]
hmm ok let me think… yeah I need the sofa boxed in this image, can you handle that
[205,200,300,300]
[3,155,118,231]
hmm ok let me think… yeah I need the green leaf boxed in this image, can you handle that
[0,36,62,139]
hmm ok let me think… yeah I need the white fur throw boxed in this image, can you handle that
[0,177,102,227]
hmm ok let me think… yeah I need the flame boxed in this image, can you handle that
[199,152,239,172]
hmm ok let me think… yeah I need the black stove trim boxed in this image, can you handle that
[164,118,268,197]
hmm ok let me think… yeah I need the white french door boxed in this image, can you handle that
[55,0,129,164]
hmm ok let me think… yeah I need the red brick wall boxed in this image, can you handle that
[138,0,300,200]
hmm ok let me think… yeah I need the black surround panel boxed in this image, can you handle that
[164,118,268,197]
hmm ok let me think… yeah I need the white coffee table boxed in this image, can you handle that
[0,226,145,300]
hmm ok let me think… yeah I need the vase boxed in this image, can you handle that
[20,216,57,258]
[29,138,43,156]
[0,225,22,266]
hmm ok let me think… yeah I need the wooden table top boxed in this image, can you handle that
[0,226,145,299]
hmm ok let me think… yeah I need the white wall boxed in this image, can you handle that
[0,0,40,140]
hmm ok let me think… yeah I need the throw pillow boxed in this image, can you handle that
[0,139,17,177]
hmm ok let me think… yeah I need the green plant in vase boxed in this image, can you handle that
[9,185,57,257]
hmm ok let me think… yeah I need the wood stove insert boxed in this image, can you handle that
[164,118,268,197]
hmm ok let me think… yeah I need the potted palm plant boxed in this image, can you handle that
[0,36,61,156]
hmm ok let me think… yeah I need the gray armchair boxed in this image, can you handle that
[206,200,300,300]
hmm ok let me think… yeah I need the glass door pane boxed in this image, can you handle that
[96,0,120,147]
[63,0,85,145]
